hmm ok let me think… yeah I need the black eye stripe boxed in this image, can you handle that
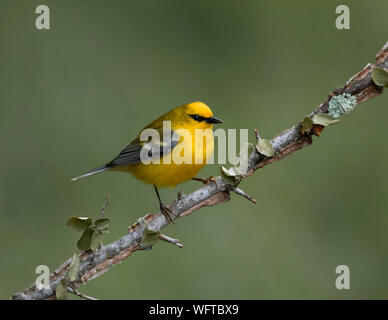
[189,114,206,122]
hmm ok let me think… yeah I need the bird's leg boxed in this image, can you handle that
[154,185,174,224]
[192,176,218,188]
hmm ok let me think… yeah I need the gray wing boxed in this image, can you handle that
[107,131,179,167]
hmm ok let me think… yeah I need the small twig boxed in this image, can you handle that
[230,186,257,204]
[177,190,185,201]
[192,176,218,188]
[158,233,184,248]
[254,128,261,144]
[68,285,99,300]
[100,194,110,219]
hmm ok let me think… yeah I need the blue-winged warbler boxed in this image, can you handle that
[72,102,223,222]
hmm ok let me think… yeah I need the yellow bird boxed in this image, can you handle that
[72,102,223,222]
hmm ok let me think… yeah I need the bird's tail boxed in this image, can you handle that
[71,165,110,181]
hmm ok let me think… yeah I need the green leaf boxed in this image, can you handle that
[219,143,256,184]
[256,139,275,157]
[90,230,103,251]
[77,227,94,251]
[66,216,92,232]
[67,253,81,282]
[55,279,68,300]
[372,67,388,87]
[94,218,111,234]
[312,113,340,127]
[141,229,160,247]
[220,166,239,184]
[221,165,242,177]
[302,117,313,134]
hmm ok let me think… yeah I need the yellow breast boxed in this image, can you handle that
[118,127,214,187]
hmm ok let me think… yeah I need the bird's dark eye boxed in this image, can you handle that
[190,114,202,122]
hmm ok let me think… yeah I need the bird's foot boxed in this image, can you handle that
[192,176,218,188]
[160,202,174,224]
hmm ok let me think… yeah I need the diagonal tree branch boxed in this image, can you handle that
[12,41,388,300]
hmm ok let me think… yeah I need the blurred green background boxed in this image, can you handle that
[1,0,388,299]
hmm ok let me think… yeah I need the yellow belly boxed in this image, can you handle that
[113,129,214,188]
[125,161,207,187]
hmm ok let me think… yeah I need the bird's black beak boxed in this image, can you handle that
[207,116,223,124]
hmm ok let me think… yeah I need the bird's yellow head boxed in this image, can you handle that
[181,102,223,129]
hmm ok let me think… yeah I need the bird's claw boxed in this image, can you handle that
[160,202,174,224]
